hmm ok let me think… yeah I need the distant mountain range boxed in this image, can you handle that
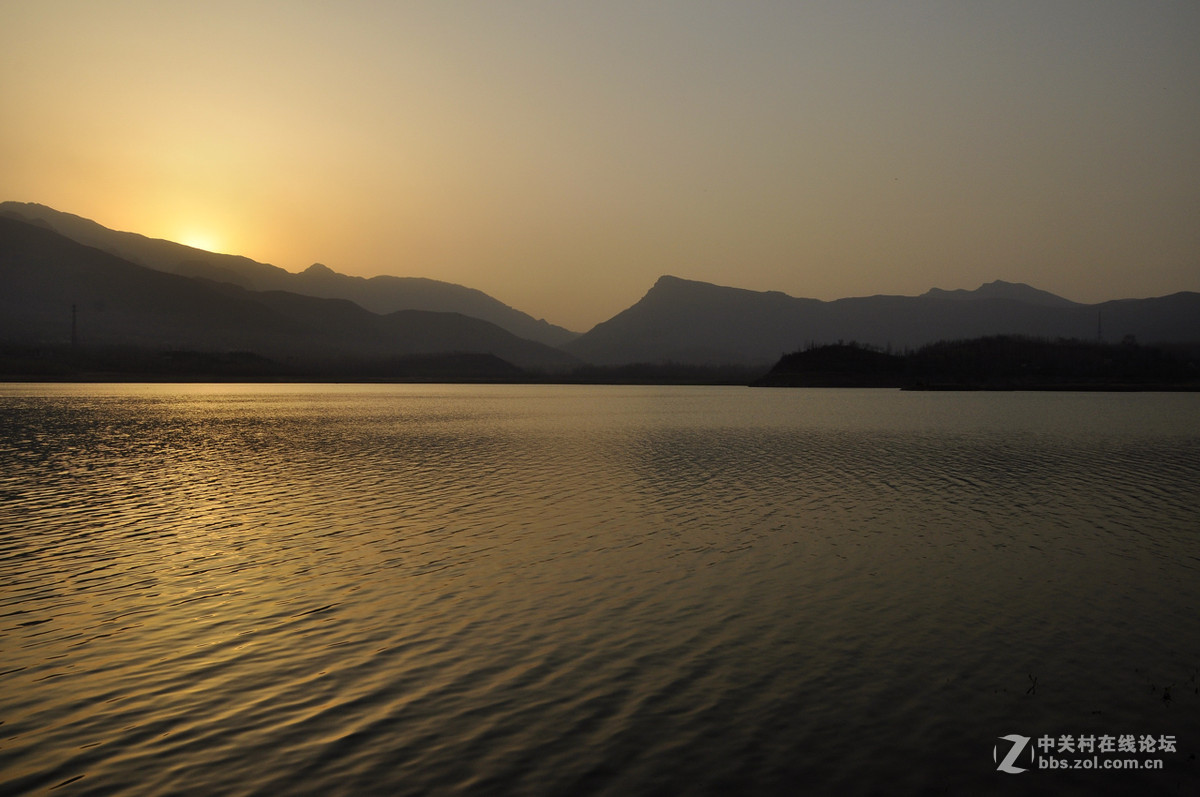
[0,202,577,347]
[920,281,1078,307]
[3,202,1198,376]
[564,275,1200,366]
[0,215,579,372]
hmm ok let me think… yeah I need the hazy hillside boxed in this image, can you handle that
[8,202,1198,372]
[565,275,1200,366]
[0,202,578,347]
[921,280,1081,307]
[0,216,579,372]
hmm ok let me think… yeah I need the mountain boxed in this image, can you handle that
[564,275,1200,366]
[8,202,1197,372]
[921,279,1079,308]
[0,202,578,347]
[286,262,577,346]
[0,215,580,372]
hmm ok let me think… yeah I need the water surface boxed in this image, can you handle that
[2,384,1198,794]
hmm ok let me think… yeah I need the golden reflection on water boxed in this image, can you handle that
[1,385,1199,795]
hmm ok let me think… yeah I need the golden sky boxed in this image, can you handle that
[3,1,1198,330]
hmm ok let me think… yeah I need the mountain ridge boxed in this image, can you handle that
[921,279,1080,307]
[0,215,580,372]
[0,202,578,346]
[6,203,1199,372]
[564,274,1200,366]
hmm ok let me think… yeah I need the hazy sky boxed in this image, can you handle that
[3,1,1198,330]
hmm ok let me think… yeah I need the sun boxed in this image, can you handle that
[178,230,222,253]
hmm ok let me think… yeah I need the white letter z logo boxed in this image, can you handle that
[994,734,1032,774]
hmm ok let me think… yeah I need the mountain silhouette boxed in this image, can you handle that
[0,202,578,347]
[564,275,1200,366]
[921,279,1080,307]
[0,215,579,372]
[6,202,1199,373]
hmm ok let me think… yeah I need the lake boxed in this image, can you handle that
[1,384,1198,795]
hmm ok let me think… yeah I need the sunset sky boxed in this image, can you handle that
[3,1,1198,331]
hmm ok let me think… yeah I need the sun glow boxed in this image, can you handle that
[179,230,221,254]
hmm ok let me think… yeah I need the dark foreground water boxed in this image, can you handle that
[1,384,1198,795]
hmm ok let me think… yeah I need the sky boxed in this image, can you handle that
[3,1,1198,331]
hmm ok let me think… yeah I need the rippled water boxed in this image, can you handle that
[2,384,1199,795]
